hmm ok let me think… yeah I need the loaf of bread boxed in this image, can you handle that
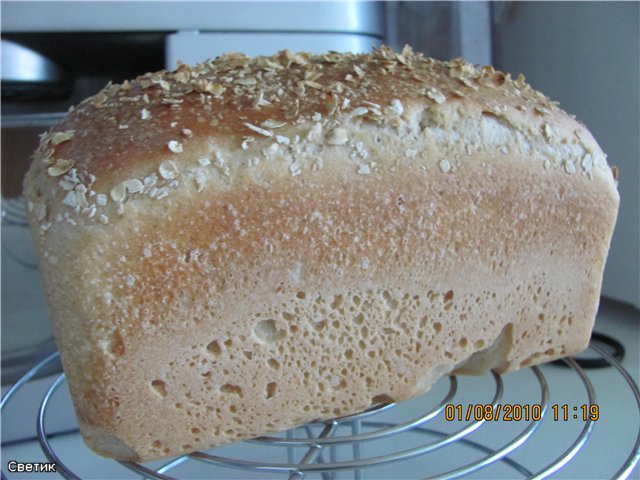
[24,46,618,462]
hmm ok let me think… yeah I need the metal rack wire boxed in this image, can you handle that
[2,342,639,480]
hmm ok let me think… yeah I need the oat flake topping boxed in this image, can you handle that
[27,45,609,229]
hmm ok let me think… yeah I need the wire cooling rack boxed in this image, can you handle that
[2,342,639,480]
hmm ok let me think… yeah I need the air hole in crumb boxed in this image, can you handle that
[152,440,162,448]
[314,320,327,331]
[538,313,545,322]
[354,313,365,325]
[382,290,398,310]
[266,382,277,399]
[191,427,200,434]
[371,394,394,405]
[330,295,343,310]
[360,326,369,339]
[224,339,233,348]
[243,351,253,360]
[267,358,281,370]
[433,322,442,334]
[206,340,221,357]
[474,340,485,349]
[151,380,167,397]
[254,319,284,343]
[345,349,353,359]
[220,384,243,396]
[459,337,468,347]
[296,291,306,300]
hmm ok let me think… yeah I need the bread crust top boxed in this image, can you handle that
[24,45,615,234]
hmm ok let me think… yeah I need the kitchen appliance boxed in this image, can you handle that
[2,2,638,479]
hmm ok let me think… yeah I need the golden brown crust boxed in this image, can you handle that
[24,46,619,462]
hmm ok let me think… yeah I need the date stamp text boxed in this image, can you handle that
[444,403,599,422]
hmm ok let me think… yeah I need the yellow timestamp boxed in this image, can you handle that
[444,403,600,422]
[551,404,600,421]
[445,403,543,422]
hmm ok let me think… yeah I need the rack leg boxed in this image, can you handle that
[287,428,295,466]
[288,421,337,480]
[352,419,363,480]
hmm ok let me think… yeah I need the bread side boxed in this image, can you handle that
[24,47,619,461]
